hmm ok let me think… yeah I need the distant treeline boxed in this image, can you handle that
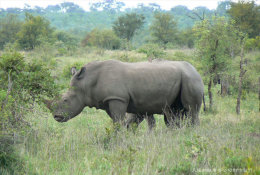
[0,0,259,50]
[0,1,230,44]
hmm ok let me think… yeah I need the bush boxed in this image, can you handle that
[0,51,59,173]
[138,43,165,59]
[0,136,24,174]
[16,13,54,50]
[245,36,260,51]
[0,14,22,50]
[54,31,79,56]
[62,61,85,79]
[81,29,120,50]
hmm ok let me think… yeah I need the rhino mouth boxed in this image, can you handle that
[54,115,66,122]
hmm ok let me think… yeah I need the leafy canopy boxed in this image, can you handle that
[16,13,54,50]
[113,13,145,41]
[193,17,240,76]
[82,29,120,50]
[228,0,260,38]
[0,14,22,49]
[150,12,178,47]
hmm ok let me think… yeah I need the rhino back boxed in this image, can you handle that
[82,60,202,114]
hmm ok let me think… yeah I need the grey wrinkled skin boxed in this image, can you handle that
[45,60,204,129]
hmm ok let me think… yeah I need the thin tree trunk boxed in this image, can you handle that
[203,93,206,111]
[258,77,260,112]
[1,72,13,112]
[221,77,229,96]
[236,44,246,115]
[208,76,213,110]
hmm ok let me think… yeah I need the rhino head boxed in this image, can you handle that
[44,67,86,122]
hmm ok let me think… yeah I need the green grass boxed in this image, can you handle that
[17,95,260,175]
[6,48,260,174]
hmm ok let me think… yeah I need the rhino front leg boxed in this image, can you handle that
[107,100,127,126]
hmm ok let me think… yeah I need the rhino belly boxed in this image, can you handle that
[127,82,181,115]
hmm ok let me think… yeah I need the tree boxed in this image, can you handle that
[150,12,178,49]
[113,13,145,46]
[236,35,248,115]
[0,14,22,49]
[16,13,54,50]
[176,28,195,48]
[193,17,239,109]
[216,1,231,16]
[228,0,260,38]
[81,29,120,50]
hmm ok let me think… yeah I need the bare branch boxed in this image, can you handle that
[187,11,205,21]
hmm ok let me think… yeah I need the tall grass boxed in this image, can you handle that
[5,48,260,174]
[17,94,259,175]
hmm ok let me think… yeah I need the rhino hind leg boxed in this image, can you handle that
[163,107,186,128]
[125,113,144,129]
[180,88,202,126]
[125,113,156,131]
[163,92,187,128]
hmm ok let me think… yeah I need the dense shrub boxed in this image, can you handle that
[138,43,165,59]
[0,136,24,174]
[54,31,79,56]
[16,13,54,50]
[0,14,22,50]
[245,36,260,51]
[0,51,58,173]
[62,61,85,79]
[81,29,120,50]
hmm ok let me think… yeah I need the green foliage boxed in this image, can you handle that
[0,14,22,50]
[193,17,243,109]
[224,155,247,170]
[0,51,25,77]
[22,60,58,100]
[0,51,58,174]
[176,28,195,48]
[54,31,79,55]
[245,36,260,51]
[0,47,258,174]
[16,13,54,50]
[193,17,237,75]
[113,13,145,42]
[81,29,120,50]
[0,136,24,175]
[0,52,58,100]
[150,12,178,48]
[228,0,260,38]
[62,61,84,79]
[0,51,58,132]
[137,43,165,58]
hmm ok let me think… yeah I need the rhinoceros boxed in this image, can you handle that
[45,59,204,128]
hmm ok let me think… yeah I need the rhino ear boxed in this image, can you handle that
[71,67,77,76]
[76,67,86,79]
